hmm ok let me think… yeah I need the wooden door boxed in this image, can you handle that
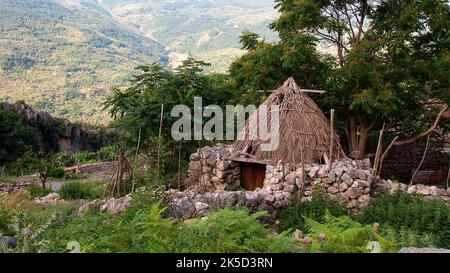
[242,163,266,191]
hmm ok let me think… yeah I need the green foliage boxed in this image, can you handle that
[58,182,103,200]
[0,0,168,123]
[47,167,65,179]
[0,207,13,236]
[26,186,54,199]
[279,190,348,232]
[104,58,230,180]
[357,191,450,248]
[382,226,435,249]
[0,109,39,164]
[175,208,302,253]
[304,212,396,253]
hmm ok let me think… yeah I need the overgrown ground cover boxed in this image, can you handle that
[1,181,449,253]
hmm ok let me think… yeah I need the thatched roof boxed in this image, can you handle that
[234,77,345,164]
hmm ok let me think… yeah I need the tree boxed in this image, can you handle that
[104,57,231,177]
[232,0,450,157]
[0,109,39,164]
[239,31,263,50]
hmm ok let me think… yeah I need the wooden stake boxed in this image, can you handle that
[178,141,182,190]
[328,109,335,170]
[410,134,431,185]
[157,104,164,184]
[372,123,386,176]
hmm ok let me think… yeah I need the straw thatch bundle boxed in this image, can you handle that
[234,77,345,164]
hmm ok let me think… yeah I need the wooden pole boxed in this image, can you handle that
[372,123,385,176]
[178,141,182,190]
[157,104,164,184]
[132,127,141,193]
[328,109,335,170]
[410,134,431,185]
[446,160,450,189]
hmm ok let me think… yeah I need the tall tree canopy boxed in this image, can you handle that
[231,0,450,157]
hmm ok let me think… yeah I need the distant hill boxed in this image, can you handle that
[0,0,169,123]
[0,0,278,123]
[90,0,279,72]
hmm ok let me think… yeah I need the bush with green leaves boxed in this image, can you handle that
[303,212,397,253]
[0,207,13,236]
[279,189,348,232]
[356,191,450,248]
[58,182,103,200]
[175,208,302,253]
[26,186,54,199]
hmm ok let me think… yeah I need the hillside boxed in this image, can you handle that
[0,0,169,123]
[93,0,279,72]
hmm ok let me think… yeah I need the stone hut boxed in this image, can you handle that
[176,79,449,220]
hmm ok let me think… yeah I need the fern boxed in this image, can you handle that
[304,212,396,253]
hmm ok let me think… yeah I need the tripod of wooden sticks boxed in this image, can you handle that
[105,148,134,198]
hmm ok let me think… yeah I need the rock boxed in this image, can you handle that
[328,170,336,182]
[356,169,368,180]
[327,186,339,194]
[341,173,353,186]
[416,186,431,196]
[351,181,359,188]
[264,194,275,204]
[322,178,333,184]
[407,185,417,194]
[285,172,297,184]
[245,192,261,206]
[346,188,362,199]
[358,195,371,204]
[429,186,438,196]
[334,167,344,179]
[399,248,450,253]
[0,236,17,248]
[357,179,370,188]
[36,192,60,204]
[216,161,230,171]
[195,202,210,212]
[338,182,349,192]
[317,167,328,178]
[308,166,320,178]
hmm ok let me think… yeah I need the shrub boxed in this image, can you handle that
[382,226,435,249]
[50,152,75,168]
[48,167,65,179]
[175,208,303,253]
[279,189,348,232]
[58,182,103,200]
[0,190,31,212]
[303,212,396,253]
[357,191,450,248]
[27,186,54,199]
[0,207,13,236]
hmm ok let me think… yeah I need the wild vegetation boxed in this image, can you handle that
[0,0,449,254]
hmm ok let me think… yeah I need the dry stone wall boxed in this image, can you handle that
[184,145,241,192]
[174,145,450,221]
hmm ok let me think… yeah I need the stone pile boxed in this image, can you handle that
[265,159,374,210]
[170,144,450,221]
[167,189,290,222]
[64,161,117,174]
[184,145,241,192]
[0,182,33,193]
[78,194,133,216]
[35,193,62,204]
[374,179,450,202]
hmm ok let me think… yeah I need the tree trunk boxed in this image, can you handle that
[348,111,370,159]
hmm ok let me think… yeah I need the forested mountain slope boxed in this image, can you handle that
[0,0,169,123]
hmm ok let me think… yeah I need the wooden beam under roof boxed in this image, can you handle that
[257,89,326,94]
